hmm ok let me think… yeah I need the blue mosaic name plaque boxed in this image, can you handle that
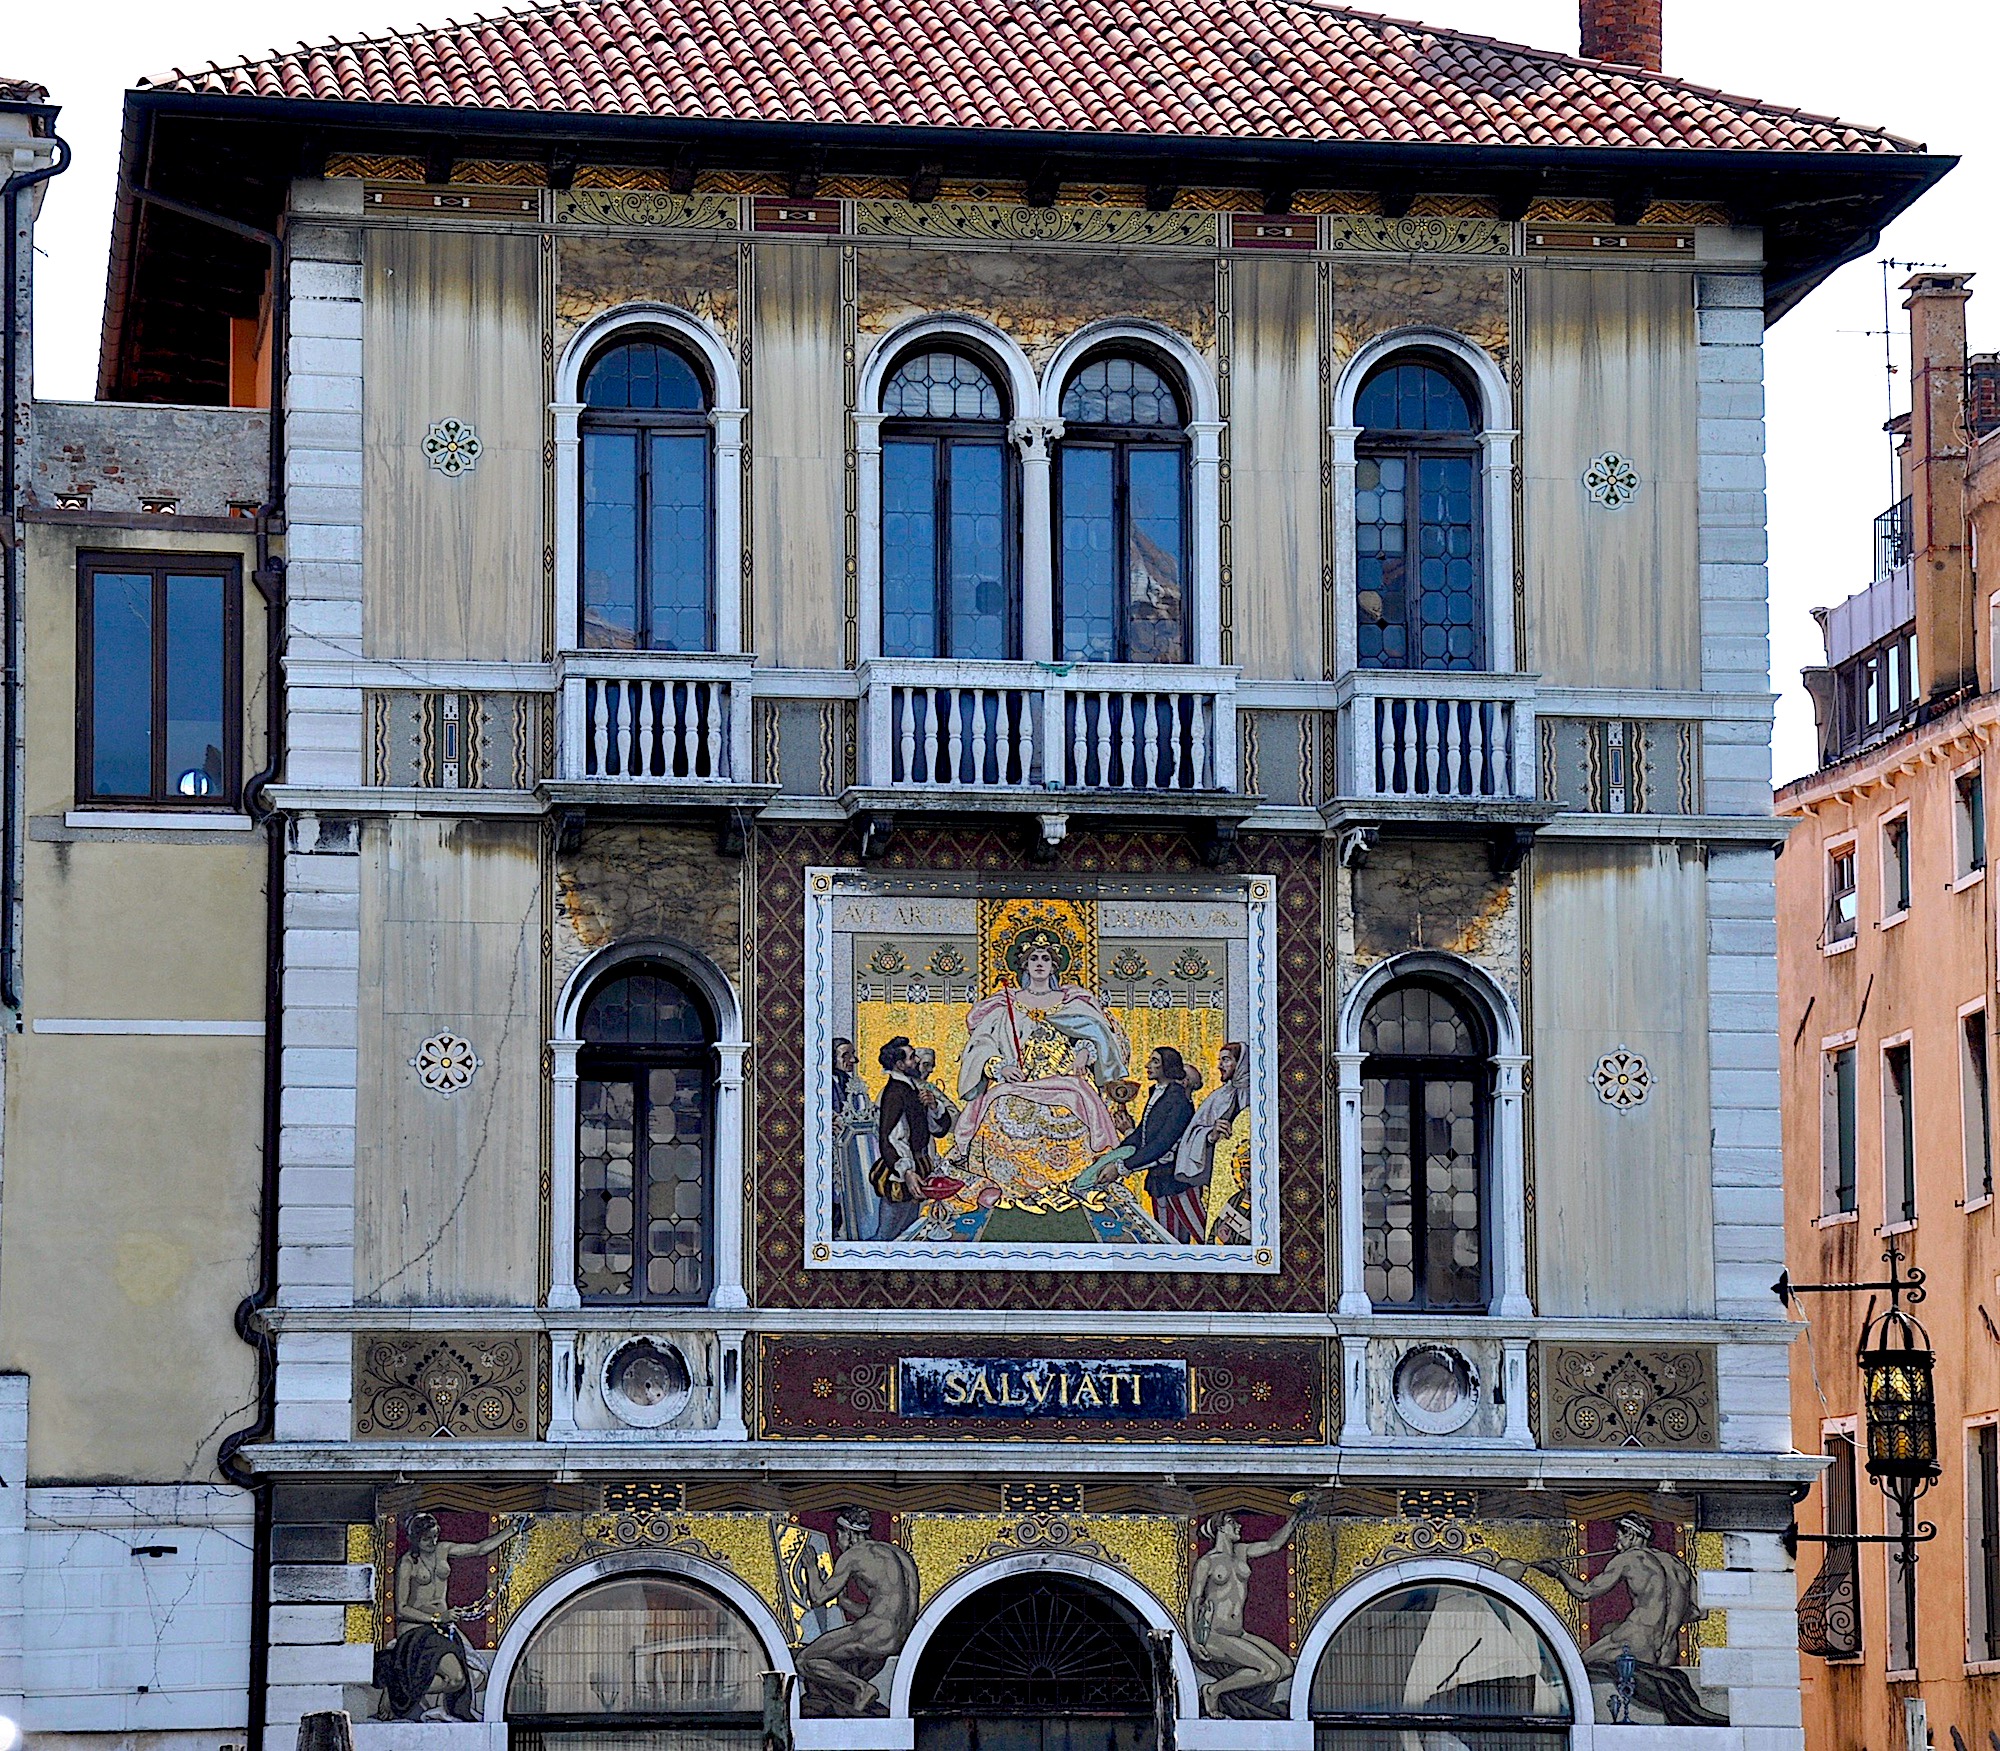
[898,1357,1190,1421]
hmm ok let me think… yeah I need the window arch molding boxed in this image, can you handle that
[1290,1558,1597,1742]
[480,1549,795,1726]
[1331,328,1517,677]
[857,317,1040,663]
[548,937,748,1314]
[552,305,747,654]
[1334,951,1530,1321]
[884,1548,1202,1721]
[1038,321,1224,668]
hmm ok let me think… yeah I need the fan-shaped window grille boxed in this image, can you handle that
[506,1575,766,1751]
[581,968,711,1048]
[1359,981,1481,1057]
[584,341,709,412]
[1061,356,1183,428]
[576,967,715,1305]
[1310,1584,1571,1751]
[1355,361,1475,434]
[884,351,1005,421]
[911,1574,1157,1716]
[1359,979,1489,1310]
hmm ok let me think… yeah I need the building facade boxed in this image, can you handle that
[0,4,1950,1749]
[1780,277,2000,1751]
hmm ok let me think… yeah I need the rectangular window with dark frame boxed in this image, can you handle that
[77,554,241,808]
[1883,814,1911,915]
[1959,767,1989,877]
[1827,846,1858,944]
[1884,1041,1916,1225]
[1972,1423,2000,1663]
[1967,1009,1994,1205]
[1823,1046,1858,1216]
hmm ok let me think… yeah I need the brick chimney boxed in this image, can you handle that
[1580,0,1663,71]
[1905,271,1975,703]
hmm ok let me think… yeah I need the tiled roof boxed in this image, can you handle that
[146,0,1920,158]
[0,78,52,105]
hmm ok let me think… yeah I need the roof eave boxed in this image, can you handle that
[100,84,1955,397]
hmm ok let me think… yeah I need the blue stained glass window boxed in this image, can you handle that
[582,430,641,647]
[92,573,153,797]
[884,351,1003,420]
[648,433,712,652]
[1356,356,1483,672]
[1056,355,1189,664]
[879,349,1016,659]
[1059,446,1117,661]
[947,441,1009,660]
[883,439,940,659]
[580,337,713,651]
[1125,447,1185,663]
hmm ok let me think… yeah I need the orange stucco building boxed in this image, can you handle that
[1781,273,2000,1751]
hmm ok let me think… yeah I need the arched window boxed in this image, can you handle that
[577,966,715,1304]
[881,350,1016,660]
[581,338,713,652]
[1355,355,1483,671]
[1056,354,1189,664]
[1310,1584,1572,1749]
[507,1574,767,1750]
[1359,980,1488,1310]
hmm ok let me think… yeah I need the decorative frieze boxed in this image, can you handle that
[1324,214,1511,255]
[855,199,1219,247]
[554,189,741,229]
[1539,1344,1717,1450]
[351,1333,538,1440]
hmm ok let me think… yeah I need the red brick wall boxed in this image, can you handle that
[1579,0,1663,71]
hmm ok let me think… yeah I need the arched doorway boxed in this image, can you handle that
[1307,1581,1573,1749]
[504,1573,769,1751]
[909,1572,1162,1751]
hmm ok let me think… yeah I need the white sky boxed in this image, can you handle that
[9,0,1997,784]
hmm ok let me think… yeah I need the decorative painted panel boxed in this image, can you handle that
[803,867,1279,1271]
[364,690,544,789]
[1324,215,1512,255]
[755,1335,1327,1441]
[554,189,741,229]
[351,1333,538,1440]
[342,1486,1729,1729]
[1538,1344,1718,1450]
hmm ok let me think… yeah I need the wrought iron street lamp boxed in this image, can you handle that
[1775,1244,1939,1567]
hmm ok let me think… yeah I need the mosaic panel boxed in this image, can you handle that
[805,869,1277,1271]
[1539,1344,1717,1450]
[749,825,1327,1312]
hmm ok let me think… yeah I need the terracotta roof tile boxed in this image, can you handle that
[146,0,1922,157]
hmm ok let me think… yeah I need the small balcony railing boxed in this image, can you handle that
[857,660,1238,796]
[1335,671,1537,802]
[1874,496,1913,583]
[556,652,755,785]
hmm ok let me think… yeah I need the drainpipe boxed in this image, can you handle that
[130,184,288,1751]
[2,127,72,1013]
